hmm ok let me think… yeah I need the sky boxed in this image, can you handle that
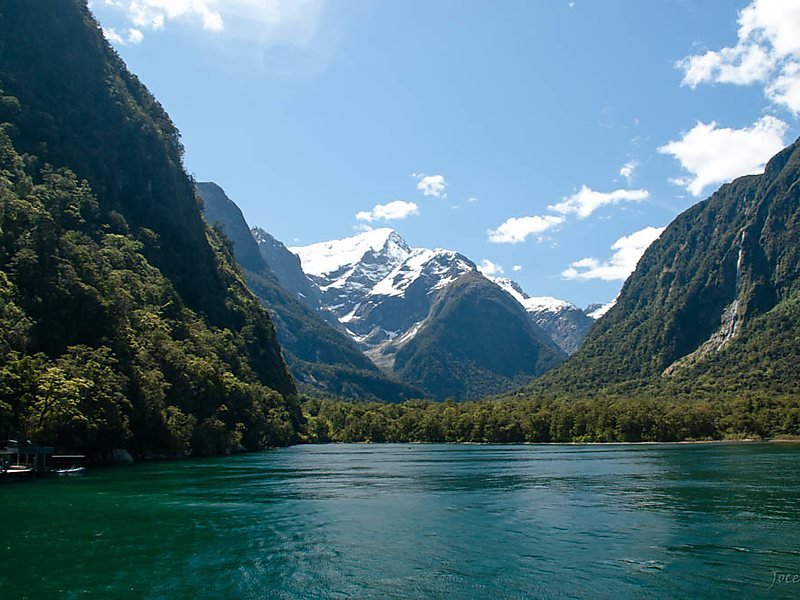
[90,0,800,307]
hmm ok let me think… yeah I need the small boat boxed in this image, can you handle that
[1,464,35,480]
[54,466,86,476]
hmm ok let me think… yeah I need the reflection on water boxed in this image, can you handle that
[1,443,799,598]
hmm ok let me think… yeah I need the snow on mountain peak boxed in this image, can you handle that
[491,277,528,304]
[290,228,410,278]
[586,297,617,319]
[522,296,575,313]
[492,278,576,313]
[370,248,475,297]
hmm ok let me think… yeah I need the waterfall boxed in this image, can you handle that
[663,229,748,375]
[719,230,746,345]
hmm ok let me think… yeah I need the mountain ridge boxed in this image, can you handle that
[288,229,571,399]
[530,137,800,397]
[0,0,301,457]
[197,182,422,403]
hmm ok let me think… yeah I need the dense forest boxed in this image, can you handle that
[0,0,798,462]
[197,182,422,403]
[534,138,800,398]
[0,1,301,458]
[302,395,800,444]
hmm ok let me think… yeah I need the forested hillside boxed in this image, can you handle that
[0,0,301,458]
[197,182,422,402]
[530,138,800,397]
[393,272,565,400]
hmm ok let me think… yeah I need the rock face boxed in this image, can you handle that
[391,272,566,400]
[492,279,595,355]
[197,183,420,402]
[539,138,800,396]
[110,449,134,465]
[289,230,568,399]
[251,227,323,314]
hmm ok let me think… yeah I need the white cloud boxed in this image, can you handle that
[562,226,666,281]
[103,27,125,44]
[127,27,145,43]
[488,215,564,244]
[619,160,638,185]
[512,265,523,272]
[677,0,800,113]
[658,115,788,196]
[766,62,800,110]
[478,259,504,277]
[103,24,150,45]
[96,0,322,46]
[414,174,448,198]
[467,196,479,203]
[679,43,775,88]
[355,200,419,223]
[488,182,649,246]
[548,185,649,219]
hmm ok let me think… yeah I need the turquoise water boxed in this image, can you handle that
[1,443,799,598]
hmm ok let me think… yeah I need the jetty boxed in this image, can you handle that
[1,438,85,480]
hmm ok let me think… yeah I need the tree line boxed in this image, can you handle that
[301,394,800,444]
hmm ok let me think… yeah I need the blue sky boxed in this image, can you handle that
[90,0,800,307]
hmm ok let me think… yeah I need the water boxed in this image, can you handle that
[1,443,799,599]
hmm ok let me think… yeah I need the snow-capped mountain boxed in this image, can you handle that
[291,229,476,351]
[265,228,609,398]
[287,229,605,360]
[493,278,595,354]
[290,228,412,319]
[585,298,617,320]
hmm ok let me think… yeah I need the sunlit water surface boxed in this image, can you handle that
[1,443,799,598]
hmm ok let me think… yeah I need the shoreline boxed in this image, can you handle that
[303,437,800,447]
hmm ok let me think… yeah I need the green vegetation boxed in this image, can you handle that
[0,1,300,458]
[0,1,797,459]
[531,139,800,398]
[197,182,422,403]
[393,272,566,400]
[302,394,800,444]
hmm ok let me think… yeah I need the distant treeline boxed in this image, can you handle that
[301,395,800,444]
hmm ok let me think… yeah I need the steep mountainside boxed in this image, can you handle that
[289,229,572,399]
[493,278,595,354]
[538,138,800,396]
[0,1,300,457]
[291,228,413,324]
[197,183,421,402]
[252,227,323,312]
[393,272,566,400]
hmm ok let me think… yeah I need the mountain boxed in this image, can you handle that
[493,278,595,354]
[251,226,324,315]
[291,230,568,399]
[585,300,616,320]
[537,138,800,396]
[291,228,413,326]
[291,229,474,356]
[0,0,300,457]
[392,272,566,400]
[196,183,421,403]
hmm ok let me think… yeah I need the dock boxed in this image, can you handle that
[1,439,86,480]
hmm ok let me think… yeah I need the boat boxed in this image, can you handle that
[54,466,86,476]
[1,464,35,480]
[2,438,86,479]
